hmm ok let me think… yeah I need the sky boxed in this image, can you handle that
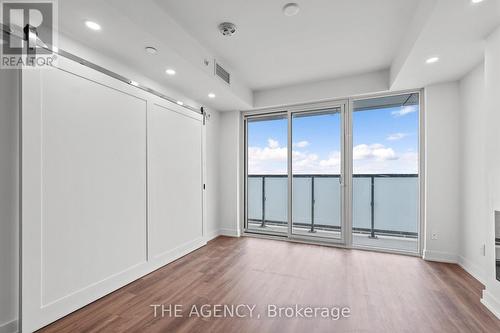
[247,104,419,175]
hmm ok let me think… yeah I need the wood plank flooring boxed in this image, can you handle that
[37,236,500,333]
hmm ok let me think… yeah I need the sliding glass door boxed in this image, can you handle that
[351,93,420,252]
[244,103,347,244]
[245,114,289,236]
[244,92,420,253]
[291,108,344,241]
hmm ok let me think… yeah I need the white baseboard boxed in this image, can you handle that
[25,237,207,332]
[423,249,458,263]
[451,256,500,320]
[205,228,221,242]
[457,255,487,285]
[482,289,500,319]
[444,255,500,320]
[205,228,240,241]
[218,228,240,237]
[0,319,18,333]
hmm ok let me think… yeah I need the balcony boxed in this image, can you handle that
[247,174,419,252]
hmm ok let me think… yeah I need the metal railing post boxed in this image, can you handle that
[261,176,266,227]
[369,175,377,239]
[309,176,316,233]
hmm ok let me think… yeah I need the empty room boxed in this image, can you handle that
[2,0,500,332]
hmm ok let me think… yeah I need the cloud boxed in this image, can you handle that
[391,105,418,117]
[248,139,415,175]
[353,144,398,161]
[248,138,339,174]
[267,138,279,149]
[386,133,408,141]
[293,152,319,170]
[247,139,287,174]
[294,151,340,174]
[248,145,287,162]
[319,152,341,168]
[293,141,310,148]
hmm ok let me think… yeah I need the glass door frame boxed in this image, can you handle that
[243,111,290,238]
[348,90,424,256]
[243,100,349,246]
[288,103,348,245]
[242,90,423,256]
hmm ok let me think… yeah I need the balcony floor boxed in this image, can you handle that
[247,221,418,252]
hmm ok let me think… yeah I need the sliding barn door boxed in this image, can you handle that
[21,58,205,332]
[149,103,204,260]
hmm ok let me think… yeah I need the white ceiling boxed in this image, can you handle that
[158,0,421,90]
[390,0,500,90]
[57,0,254,111]
[54,0,500,111]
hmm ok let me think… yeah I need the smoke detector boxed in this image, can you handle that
[145,46,158,55]
[283,3,300,16]
[218,22,237,36]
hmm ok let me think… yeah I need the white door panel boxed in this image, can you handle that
[21,57,205,332]
[40,66,148,307]
[149,104,203,259]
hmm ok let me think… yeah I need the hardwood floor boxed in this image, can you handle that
[38,236,500,333]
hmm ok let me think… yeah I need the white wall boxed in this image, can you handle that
[225,78,465,261]
[218,111,241,236]
[481,26,500,317]
[0,36,223,332]
[0,69,19,333]
[454,26,500,318]
[58,33,223,242]
[253,70,389,108]
[458,63,488,282]
[58,34,203,112]
[422,82,460,263]
[204,108,221,239]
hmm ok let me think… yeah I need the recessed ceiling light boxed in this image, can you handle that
[208,93,216,99]
[176,101,184,106]
[85,20,101,31]
[166,68,176,76]
[471,0,485,4]
[283,3,300,16]
[426,56,439,64]
[145,46,157,55]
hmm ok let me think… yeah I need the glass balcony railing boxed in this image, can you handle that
[247,174,419,238]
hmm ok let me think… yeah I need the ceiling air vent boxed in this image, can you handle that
[215,61,230,85]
